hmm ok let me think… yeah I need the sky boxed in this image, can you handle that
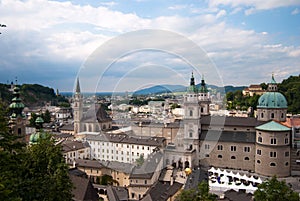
[0,0,300,92]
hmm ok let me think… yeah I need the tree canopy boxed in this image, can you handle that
[176,181,217,201]
[0,102,73,201]
[254,176,299,201]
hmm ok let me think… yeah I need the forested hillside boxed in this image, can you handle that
[0,83,69,107]
[278,75,300,114]
[226,75,300,114]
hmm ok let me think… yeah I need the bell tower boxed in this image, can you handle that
[73,78,83,134]
[183,72,200,152]
[9,82,26,141]
[198,75,210,115]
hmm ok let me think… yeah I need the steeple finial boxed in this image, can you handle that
[190,72,195,86]
[188,71,197,93]
[75,77,81,94]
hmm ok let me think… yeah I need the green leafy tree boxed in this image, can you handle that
[19,135,73,201]
[99,174,118,185]
[254,176,299,201]
[0,101,26,200]
[29,112,38,127]
[42,109,51,123]
[136,154,145,166]
[0,103,73,201]
[176,181,217,201]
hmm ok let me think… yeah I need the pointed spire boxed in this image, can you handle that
[188,72,197,93]
[75,77,81,94]
[190,72,195,86]
[199,74,208,93]
[268,73,278,92]
[270,73,276,84]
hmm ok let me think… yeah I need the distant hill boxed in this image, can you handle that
[132,84,246,96]
[133,85,185,95]
[0,83,69,108]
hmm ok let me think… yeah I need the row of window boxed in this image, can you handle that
[89,141,151,150]
[205,144,251,152]
[260,112,284,119]
[257,160,289,167]
[256,150,289,157]
[93,149,147,157]
[257,136,289,144]
[205,154,250,161]
[94,154,137,162]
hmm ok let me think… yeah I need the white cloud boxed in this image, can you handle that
[216,9,227,18]
[209,0,300,13]
[168,4,187,10]
[291,8,300,15]
[0,0,299,90]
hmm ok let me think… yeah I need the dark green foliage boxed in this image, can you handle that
[226,90,260,111]
[42,109,51,123]
[29,112,38,127]
[0,102,73,201]
[225,75,300,114]
[0,83,69,107]
[19,135,73,201]
[171,103,181,109]
[99,174,118,185]
[254,176,299,201]
[176,181,217,201]
[136,154,145,166]
[278,75,300,114]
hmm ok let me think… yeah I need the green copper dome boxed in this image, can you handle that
[29,116,47,145]
[258,92,287,108]
[29,131,47,145]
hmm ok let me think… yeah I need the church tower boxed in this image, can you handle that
[255,74,290,177]
[257,74,287,122]
[9,84,26,141]
[198,75,211,116]
[183,72,201,153]
[73,78,83,134]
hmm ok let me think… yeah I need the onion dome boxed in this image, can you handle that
[9,86,25,118]
[258,92,287,108]
[199,76,208,93]
[29,116,47,145]
[257,75,287,109]
[187,72,198,93]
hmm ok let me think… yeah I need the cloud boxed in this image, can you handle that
[0,0,299,91]
[216,9,227,18]
[209,0,300,13]
[168,4,187,10]
[291,8,300,15]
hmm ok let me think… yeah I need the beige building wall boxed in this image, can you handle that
[199,141,255,171]
[257,108,287,122]
[255,130,291,177]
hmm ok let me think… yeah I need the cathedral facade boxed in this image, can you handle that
[170,74,293,177]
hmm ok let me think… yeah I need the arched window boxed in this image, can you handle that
[189,110,193,117]
[258,136,262,143]
[257,160,261,164]
[285,162,289,166]
[271,113,274,119]
[270,162,276,167]
[270,138,277,145]
[244,157,249,161]
[231,156,236,160]
[217,155,222,158]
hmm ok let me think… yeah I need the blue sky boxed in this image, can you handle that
[0,0,300,92]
